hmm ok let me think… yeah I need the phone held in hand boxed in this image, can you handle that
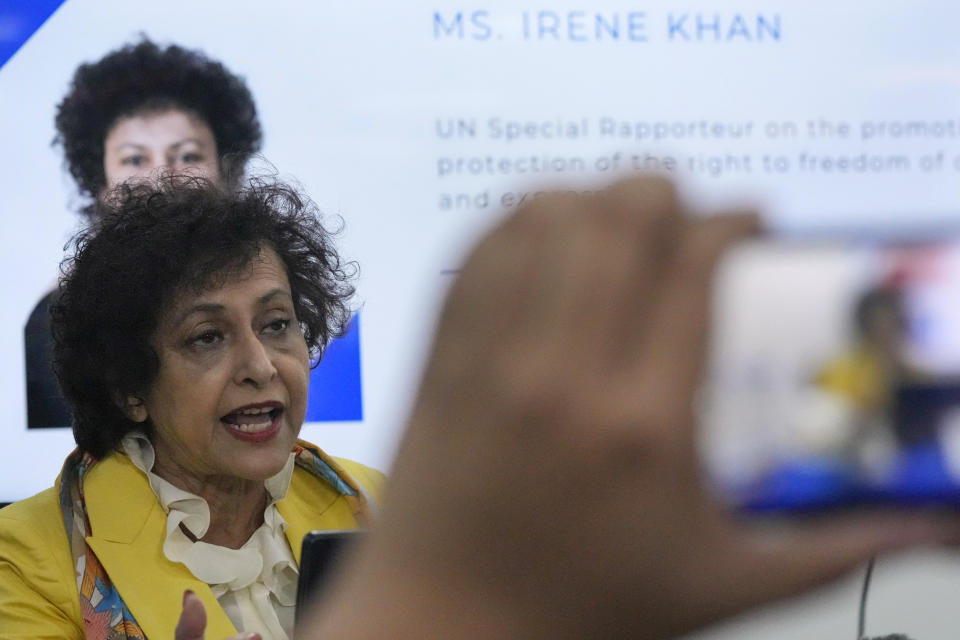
[295,529,365,627]
[701,231,960,512]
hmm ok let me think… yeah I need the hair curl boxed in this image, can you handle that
[52,177,355,457]
[54,37,262,212]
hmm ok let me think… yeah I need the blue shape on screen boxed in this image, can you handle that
[885,443,955,500]
[0,0,67,70]
[743,456,858,512]
[306,314,363,422]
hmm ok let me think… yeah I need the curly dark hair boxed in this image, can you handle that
[54,37,262,212]
[51,177,355,458]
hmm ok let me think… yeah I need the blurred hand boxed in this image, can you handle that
[175,590,260,640]
[303,176,960,640]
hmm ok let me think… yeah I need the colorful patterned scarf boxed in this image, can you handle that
[58,441,374,639]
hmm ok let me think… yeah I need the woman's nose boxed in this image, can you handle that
[233,332,278,387]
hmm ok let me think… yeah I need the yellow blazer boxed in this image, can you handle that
[0,446,383,639]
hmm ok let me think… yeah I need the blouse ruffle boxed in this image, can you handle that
[121,433,299,639]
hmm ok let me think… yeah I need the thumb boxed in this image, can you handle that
[175,590,207,640]
[733,512,960,605]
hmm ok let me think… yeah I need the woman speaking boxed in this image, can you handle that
[6,171,960,640]
[2,178,380,639]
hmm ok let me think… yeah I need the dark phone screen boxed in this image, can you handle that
[295,529,365,627]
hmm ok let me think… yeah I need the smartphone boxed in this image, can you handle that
[701,234,960,512]
[295,529,365,627]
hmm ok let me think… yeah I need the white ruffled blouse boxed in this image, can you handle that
[121,433,299,640]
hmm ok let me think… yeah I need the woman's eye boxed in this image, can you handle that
[121,155,147,167]
[188,330,222,348]
[180,152,204,164]
[264,318,290,334]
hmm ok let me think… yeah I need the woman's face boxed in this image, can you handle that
[130,247,310,488]
[102,108,220,190]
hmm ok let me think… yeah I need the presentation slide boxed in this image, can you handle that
[1,0,959,512]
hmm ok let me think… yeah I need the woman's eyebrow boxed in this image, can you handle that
[258,288,293,305]
[114,142,148,151]
[170,138,209,150]
[170,302,225,328]
[167,289,292,328]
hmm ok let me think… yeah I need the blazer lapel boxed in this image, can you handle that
[279,467,340,565]
[83,452,237,639]
[279,465,361,565]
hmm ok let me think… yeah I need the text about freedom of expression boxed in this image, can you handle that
[432,116,960,211]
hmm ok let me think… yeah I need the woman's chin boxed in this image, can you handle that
[227,455,292,485]
[222,431,298,482]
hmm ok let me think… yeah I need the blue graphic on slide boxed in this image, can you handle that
[306,314,363,422]
[0,1,67,70]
